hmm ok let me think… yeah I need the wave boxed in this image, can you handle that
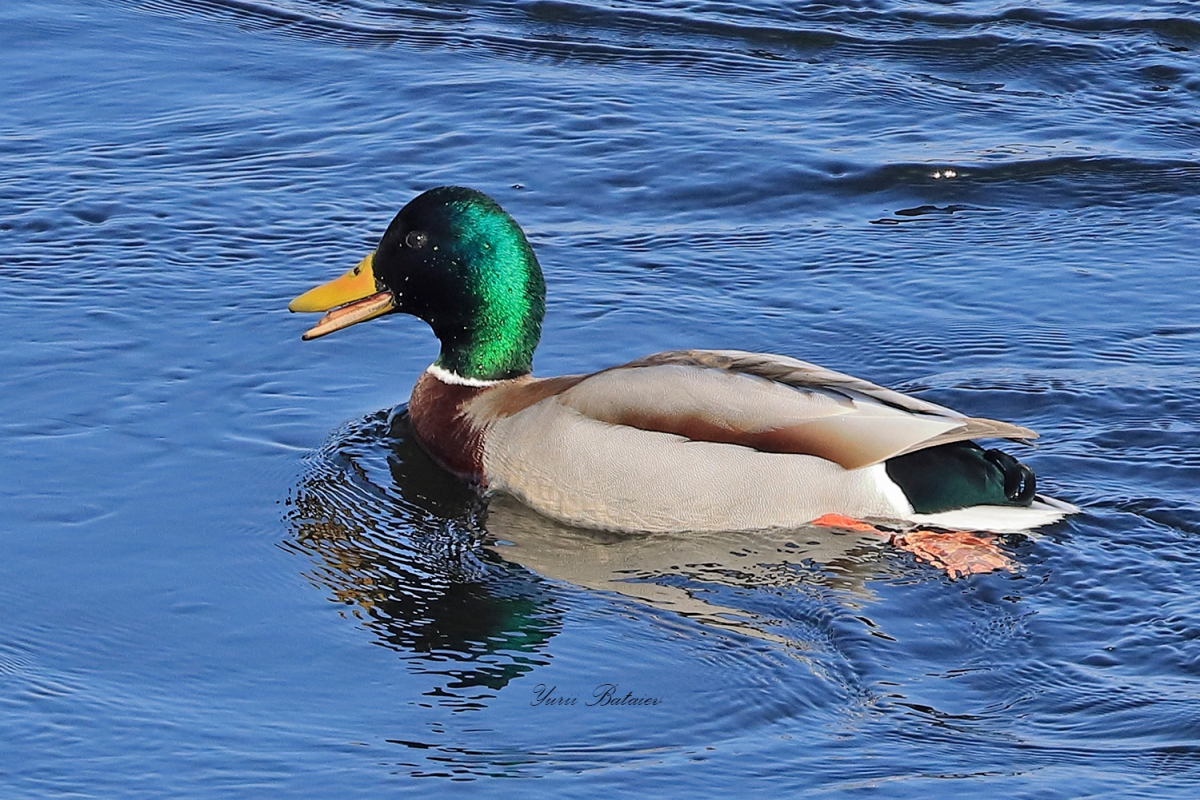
[121,0,1196,83]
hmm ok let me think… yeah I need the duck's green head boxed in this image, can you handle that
[290,187,546,381]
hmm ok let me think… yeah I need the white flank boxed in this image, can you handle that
[865,463,915,517]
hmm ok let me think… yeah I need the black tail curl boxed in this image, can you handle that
[983,448,1037,505]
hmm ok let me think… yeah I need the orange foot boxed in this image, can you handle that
[810,515,1014,578]
[892,529,1014,579]
[809,513,879,533]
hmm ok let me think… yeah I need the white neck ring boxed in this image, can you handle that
[425,363,502,388]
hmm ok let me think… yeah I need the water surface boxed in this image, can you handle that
[3,0,1200,796]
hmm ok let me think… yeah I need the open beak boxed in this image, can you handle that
[288,252,396,340]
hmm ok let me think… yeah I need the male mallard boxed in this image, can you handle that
[290,186,1076,535]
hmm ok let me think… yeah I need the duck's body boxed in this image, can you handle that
[290,187,1076,535]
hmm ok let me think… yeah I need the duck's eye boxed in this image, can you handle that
[405,230,428,249]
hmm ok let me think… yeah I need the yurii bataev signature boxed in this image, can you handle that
[531,683,662,707]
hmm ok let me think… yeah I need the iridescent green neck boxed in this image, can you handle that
[429,199,545,381]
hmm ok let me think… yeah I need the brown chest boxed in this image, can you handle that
[407,372,488,482]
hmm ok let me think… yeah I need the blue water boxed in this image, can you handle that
[4,0,1200,796]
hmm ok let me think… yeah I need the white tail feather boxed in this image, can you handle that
[902,494,1079,533]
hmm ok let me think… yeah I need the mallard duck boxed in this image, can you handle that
[289,186,1076,535]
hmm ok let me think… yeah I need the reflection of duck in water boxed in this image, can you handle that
[289,187,1075,575]
[287,410,922,695]
[286,409,563,699]
[483,494,892,645]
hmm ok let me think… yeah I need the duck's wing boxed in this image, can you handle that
[541,349,1037,471]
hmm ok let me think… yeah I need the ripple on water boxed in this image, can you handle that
[285,411,1001,777]
[5,0,1200,793]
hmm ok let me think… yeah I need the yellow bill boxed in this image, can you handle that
[289,251,396,340]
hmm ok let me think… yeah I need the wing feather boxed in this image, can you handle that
[549,349,1037,470]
